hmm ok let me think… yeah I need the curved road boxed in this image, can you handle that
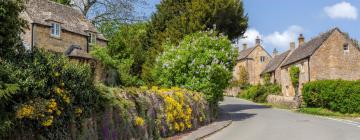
[206,97,360,140]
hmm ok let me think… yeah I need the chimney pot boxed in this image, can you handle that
[290,42,295,50]
[255,36,261,45]
[242,43,247,50]
[272,48,278,57]
[298,34,305,47]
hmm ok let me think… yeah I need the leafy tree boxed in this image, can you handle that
[142,0,248,82]
[0,0,28,59]
[71,0,146,24]
[153,31,238,107]
[50,0,71,5]
[91,22,147,86]
[235,65,249,87]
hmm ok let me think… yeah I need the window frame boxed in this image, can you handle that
[89,32,97,45]
[260,56,266,63]
[343,43,350,53]
[51,22,61,37]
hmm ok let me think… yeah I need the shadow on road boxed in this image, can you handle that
[220,104,270,112]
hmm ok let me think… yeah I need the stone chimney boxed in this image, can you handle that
[272,48,278,57]
[290,42,295,50]
[255,36,261,45]
[298,34,305,47]
[242,43,247,50]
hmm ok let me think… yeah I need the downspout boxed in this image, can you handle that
[308,58,311,82]
[86,35,89,53]
[31,23,35,51]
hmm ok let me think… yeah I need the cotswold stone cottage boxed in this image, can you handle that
[21,0,107,59]
[234,37,271,85]
[261,28,360,97]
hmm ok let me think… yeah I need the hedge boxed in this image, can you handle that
[302,80,360,113]
[239,84,281,103]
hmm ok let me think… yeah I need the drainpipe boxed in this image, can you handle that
[31,23,35,51]
[308,58,310,82]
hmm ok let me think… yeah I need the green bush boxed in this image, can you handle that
[239,84,281,103]
[302,80,360,113]
[0,49,100,139]
[152,31,238,106]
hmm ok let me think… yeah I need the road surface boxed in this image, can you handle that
[206,97,360,140]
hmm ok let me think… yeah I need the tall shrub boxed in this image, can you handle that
[289,66,300,96]
[153,32,238,107]
[303,80,360,113]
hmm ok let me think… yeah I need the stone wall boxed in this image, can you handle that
[267,95,299,109]
[310,30,360,81]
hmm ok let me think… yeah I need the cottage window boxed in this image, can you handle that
[51,23,61,37]
[89,33,96,44]
[260,56,266,63]
[343,43,349,53]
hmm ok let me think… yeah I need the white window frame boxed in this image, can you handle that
[343,43,350,53]
[89,32,96,44]
[260,56,266,63]
[51,22,61,37]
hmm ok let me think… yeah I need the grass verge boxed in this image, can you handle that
[298,107,360,118]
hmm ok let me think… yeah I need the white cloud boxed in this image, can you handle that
[264,25,304,51]
[324,2,358,20]
[236,28,262,49]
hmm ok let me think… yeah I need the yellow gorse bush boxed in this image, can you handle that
[16,105,35,119]
[134,116,145,126]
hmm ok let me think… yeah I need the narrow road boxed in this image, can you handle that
[206,97,360,140]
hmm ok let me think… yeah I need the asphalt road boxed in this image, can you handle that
[206,97,360,140]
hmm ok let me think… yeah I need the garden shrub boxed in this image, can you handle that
[152,31,238,107]
[302,80,360,113]
[95,85,210,139]
[239,84,281,103]
[0,49,100,139]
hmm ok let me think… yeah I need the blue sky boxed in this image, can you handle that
[140,0,359,53]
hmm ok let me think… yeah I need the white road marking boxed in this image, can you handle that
[320,116,360,128]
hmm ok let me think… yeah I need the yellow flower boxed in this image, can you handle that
[134,116,145,126]
[75,108,83,114]
[48,99,57,110]
[174,122,180,131]
[62,95,70,104]
[16,105,35,119]
[41,116,54,127]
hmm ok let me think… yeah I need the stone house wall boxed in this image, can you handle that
[281,59,310,97]
[247,46,271,85]
[25,24,107,52]
[310,30,360,81]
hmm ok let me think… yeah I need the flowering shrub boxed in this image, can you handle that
[96,85,210,139]
[153,31,238,107]
[0,49,99,139]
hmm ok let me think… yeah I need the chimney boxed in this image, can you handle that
[255,36,261,45]
[298,34,305,47]
[272,48,278,57]
[242,43,247,50]
[290,42,295,51]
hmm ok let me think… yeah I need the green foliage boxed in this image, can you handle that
[92,23,148,86]
[298,107,360,117]
[263,73,271,85]
[289,66,300,87]
[231,65,249,88]
[0,0,28,58]
[152,32,237,105]
[142,0,248,81]
[0,49,100,139]
[302,80,360,113]
[50,0,71,5]
[239,84,281,103]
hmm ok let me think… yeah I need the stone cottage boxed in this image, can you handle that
[261,48,292,85]
[21,0,107,58]
[233,37,272,85]
[20,0,107,80]
[280,28,360,97]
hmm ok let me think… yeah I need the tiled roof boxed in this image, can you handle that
[24,0,107,41]
[237,47,256,60]
[262,50,291,74]
[281,28,339,67]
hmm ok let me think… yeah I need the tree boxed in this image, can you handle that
[142,0,248,82]
[91,22,147,86]
[50,0,71,5]
[0,0,28,59]
[153,31,238,107]
[71,0,146,24]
